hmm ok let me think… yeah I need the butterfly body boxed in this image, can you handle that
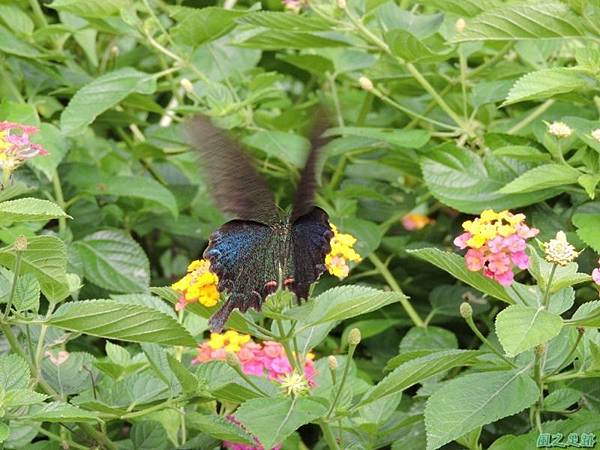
[187,116,332,331]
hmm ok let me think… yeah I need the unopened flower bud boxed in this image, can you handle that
[328,355,338,370]
[358,76,373,91]
[348,328,361,346]
[455,18,466,33]
[14,235,27,252]
[460,302,472,319]
[180,78,194,94]
[225,351,240,369]
[591,128,600,142]
[336,0,346,9]
[110,45,119,57]
[547,121,572,138]
[534,344,546,357]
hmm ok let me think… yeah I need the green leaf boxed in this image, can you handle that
[495,305,563,356]
[498,164,581,193]
[421,144,562,213]
[408,248,513,303]
[28,124,70,181]
[243,130,310,167]
[48,299,196,346]
[0,354,29,391]
[578,174,600,200]
[0,270,41,312]
[172,7,245,47]
[294,286,406,330]
[454,1,585,42]
[385,29,453,63]
[425,369,538,450]
[0,4,34,35]
[237,11,330,31]
[237,31,348,49]
[0,24,40,58]
[130,421,170,450]
[76,174,178,217]
[24,402,98,422]
[417,0,503,17]
[503,68,596,105]
[0,198,68,225]
[573,209,600,252]
[187,412,254,444]
[235,397,328,449]
[277,54,335,76]
[74,230,150,293]
[359,350,481,407]
[60,68,156,135]
[326,127,430,149]
[4,389,48,407]
[48,0,129,18]
[166,353,198,394]
[566,300,600,327]
[0,235,69,301]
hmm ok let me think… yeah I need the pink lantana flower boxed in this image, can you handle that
[454,210,539,286]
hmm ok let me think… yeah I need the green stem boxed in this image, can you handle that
[468,43,513,78]
[339,5,467,131]
[542,264,557,309]
[319,421,341,450]
[532,348,545,433]
[28,0,48,28]
[465,316,517,368]
[3,250,23,319]
[372,87,460,131]
[51,170,66,234]
[79,423,118,450]
[404,63,470,132]
[327,344,356,418]
[368,254,425,327]
[276,319,303,374]
[36,427,88,450]
[507,99,555,135]
[231,365,271,397]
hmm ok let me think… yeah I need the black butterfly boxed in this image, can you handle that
[186,117,333,331]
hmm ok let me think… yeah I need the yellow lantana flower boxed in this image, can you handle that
[325,223,361,279]
[207,330,251,352]
[172,259,220,311]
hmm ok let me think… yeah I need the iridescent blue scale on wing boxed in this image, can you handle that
[204,207,332,331]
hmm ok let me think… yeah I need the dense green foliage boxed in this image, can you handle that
[1,0,600,449]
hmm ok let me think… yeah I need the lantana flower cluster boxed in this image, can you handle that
[454,210,539,286]
[0,121,47,182]
[171,259,220,311]
[325,223,361,279]
[194,330,316,450]
[193,330,316,383]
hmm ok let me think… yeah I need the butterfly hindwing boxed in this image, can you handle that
[289,207,333,300]
[204,220,285,331]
